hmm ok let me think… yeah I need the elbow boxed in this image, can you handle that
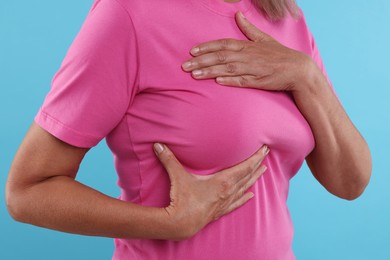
[5,182,30,223]
[313,143,373,201]
[336,167,372,201]
[333,148,372,201]
[338,185,367,201]
[6,189,20,222]
[6,187,21,222]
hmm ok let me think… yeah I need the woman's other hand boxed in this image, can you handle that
[181,12,371,200]
[153,143,269,240]
[6,123,268,241]
[182,11,312,92]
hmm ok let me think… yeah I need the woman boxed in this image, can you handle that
[6,0,371,259]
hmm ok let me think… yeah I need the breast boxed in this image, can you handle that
[126,79,314,175]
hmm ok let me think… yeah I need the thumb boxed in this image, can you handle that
[235,11,270,42]
[154,143,187,183]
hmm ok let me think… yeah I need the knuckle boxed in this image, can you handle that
[220,179,231,192]
[202,68,211,76]
[215,51,227,62]
[164,152,177,166]
[220,39,230,50]
[218,193,229,203]
[238,76,248,87]
[218,179,233,199]
[244,164,255,174]
[239,41,247,51]
[225,63,237,74]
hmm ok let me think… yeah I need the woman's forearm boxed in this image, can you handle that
[293,60,372,199]
[7,176,177,240]
[6,124,178,240]
[7,123,268,241]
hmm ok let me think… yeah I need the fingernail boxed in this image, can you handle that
[182,61,192,70]
[260,165,267,173]
[238,11,246,19]
[216,77,225,84]
[262,145,270,155]
[192,70,203,77]
[191,47,200,55]
[154,143,164,154]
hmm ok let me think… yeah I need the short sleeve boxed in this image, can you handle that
[35,0,139,148]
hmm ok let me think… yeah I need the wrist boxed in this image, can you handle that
[159,206,200,241]
[152,207,190,241]
[121,205,192,241]
[291,56,329,101]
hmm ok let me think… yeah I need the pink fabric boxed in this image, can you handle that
[35,0,330,259]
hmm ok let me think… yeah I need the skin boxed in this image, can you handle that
[6,122,269,240]
[6,8,371,242]
[182,12,372,199]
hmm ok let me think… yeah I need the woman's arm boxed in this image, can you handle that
[182,12,372,200]
[6,122,268,240]
[291,62,371,200]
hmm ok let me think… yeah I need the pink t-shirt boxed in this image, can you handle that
[35,0,330,259]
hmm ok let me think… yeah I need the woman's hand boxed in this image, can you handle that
[181,12,371,200]
[153,143,269,240]
[6,123,270,241]
[182,11,312,92]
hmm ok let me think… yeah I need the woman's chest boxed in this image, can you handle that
[117,6,315,173]
[126,82,314,174]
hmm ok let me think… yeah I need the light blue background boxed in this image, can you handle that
[0,1,389,259]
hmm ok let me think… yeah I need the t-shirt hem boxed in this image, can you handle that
[34,108,101,148]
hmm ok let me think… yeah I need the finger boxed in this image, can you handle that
[236,165,267,196]
[216,73,279,88]
[189,38,246,57]
[182,50,244,72]
[153,143,186,182]
[218,145,270,183]
[216,75,263,88]
[215,164,268,220]
[218,165,268,220]
[235,11,271,42]
[190,63,247,80]
[215,192,254,220]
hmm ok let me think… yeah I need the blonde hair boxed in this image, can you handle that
[252,0,300,20]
